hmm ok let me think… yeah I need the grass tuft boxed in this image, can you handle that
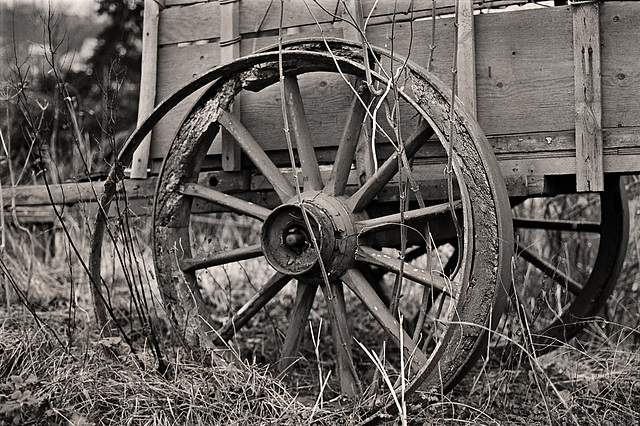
[0,312,312,425]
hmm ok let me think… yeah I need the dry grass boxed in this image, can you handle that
[410,341,640,425]
[2,308,639,425]
[0,310,313,425]
[0,181,638,425]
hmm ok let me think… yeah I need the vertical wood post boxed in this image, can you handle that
[573,1,604,192]
[220,0,242,171]
[456,0,477,118]
[130,0,162,179]
[343,0,364,41]
[343,0,375,185]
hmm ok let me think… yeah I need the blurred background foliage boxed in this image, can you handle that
[0,0,143,185]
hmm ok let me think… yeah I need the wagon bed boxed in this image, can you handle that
[84,0,639,412]
[135,0,640,197]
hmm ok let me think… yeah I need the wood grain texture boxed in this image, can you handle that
[164,0,205,6]
[457,0,477,117]
[573,2,604,191]
[158,0,532,46]
[147,2,640,181]
[342,0,364,42]
[153,9,556,156]
[236,72,353,152]
[1,178,156,207]
[150,89,206,161]
[156,42,220,100]
[130,0,162,178]
[475,7,574,136]
[153,42,220,160]
[158,2,221,46]
[600,2,640,129]
[220,0,242,171]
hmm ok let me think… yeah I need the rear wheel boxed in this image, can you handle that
[494,176,629,356]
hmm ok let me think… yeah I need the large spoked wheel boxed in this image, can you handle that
[150,39,512,403]
[494,175,629,357]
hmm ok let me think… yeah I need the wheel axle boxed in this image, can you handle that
[284,226,309,253]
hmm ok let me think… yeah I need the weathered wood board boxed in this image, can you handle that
[2,179,156,224]
[149,1,640,188]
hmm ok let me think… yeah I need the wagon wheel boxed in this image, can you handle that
[95,39,512,404]
[154,40,513,402]
[493,175,629,358]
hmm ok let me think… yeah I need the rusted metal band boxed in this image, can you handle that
[568,0,600,6]
[220,36,242,47]
[151,0,165,10]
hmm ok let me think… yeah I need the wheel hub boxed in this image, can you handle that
[261,192,357,278]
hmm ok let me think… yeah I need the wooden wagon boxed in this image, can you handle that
[89,0,638,408]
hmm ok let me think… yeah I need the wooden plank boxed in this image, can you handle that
[243,73,352,149]
[219,0,241,80]
[197,126,640,189]
[457,0,477,117]
[475,6,574,136]
[153,7,568,157]
[152,42,220,161]
[164,0,206,6]
[7,206,59,224]
[343,0,364,41]
[131,0,163,179]
[220,0,242,171]
[600,2,640,129]
[157,0,532,46]
[173,149,640,214]
[156,42,221,101]
[150,92,207,161]
[573,1,604,192]
[342,0,375,185]
[241,0,533,36]
[1,179,156,207]
[158,2,221,46]
[241,24,343,55]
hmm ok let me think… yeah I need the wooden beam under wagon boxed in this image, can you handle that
[2,178,156,225]
[1,179,156,208]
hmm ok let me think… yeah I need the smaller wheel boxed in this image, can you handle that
[493,175,629,357]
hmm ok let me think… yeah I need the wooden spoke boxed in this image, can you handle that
[217,109,295,201]
[180,183,271,220]
[516,243,583,295]
[179,244,263,272]
[326,91,370,196]
[279,281,318,373]
[355,246,453,296]
[321,281,361,397]
[216,272,291,342]
[356,201,461,235]
[341,268,428,368]
[346,121,434,212]
[283,76,323,192]
[513,218,600,233]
